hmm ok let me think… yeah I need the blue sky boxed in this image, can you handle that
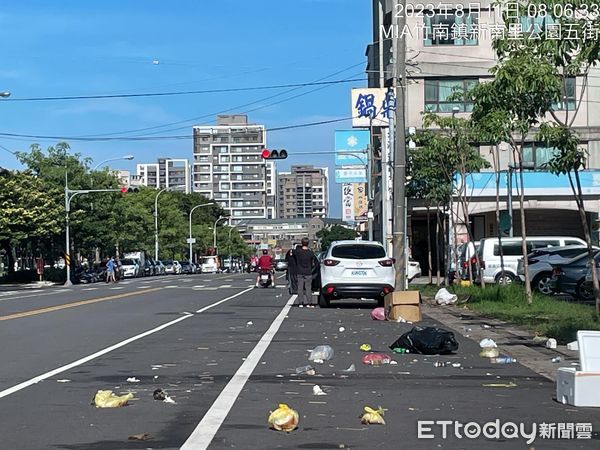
[0,0,372,217]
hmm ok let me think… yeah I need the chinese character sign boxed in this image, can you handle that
[351,88,395,127]
[335,130,370,166]
[335,168,367,184]
[342,183,354,222]
[353,183,368,221]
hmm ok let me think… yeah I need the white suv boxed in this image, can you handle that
[319,240,395,308]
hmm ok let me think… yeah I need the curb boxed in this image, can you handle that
[422,301,579,381]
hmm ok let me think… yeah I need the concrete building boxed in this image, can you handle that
[237,217,347,253]
[367,0,600,275]
[277,165,329,219]
[192,115,276,222]
[115,170,143,188]
[136,158,191,193]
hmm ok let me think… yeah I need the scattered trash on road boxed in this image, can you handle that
[390,327,459,355]
[533,335,549,345]
[126,377,140,383]
[359,344,372,352]
[153,389,167,401]
[163,395,176,404]
[128,433,152,441]
[342,364,356,372]
[392,347,409,354]
[546,338,557,349]
[370,308,386,321]
[268,403,299,432]
[360,406,386,425]
[451,363,462,368]
[338,326,346,332]
[490,357,517,364]
[56,379,71,383]
[482,382,518,388]
[567,340,579,351]
[479,338,497,348]
[389,360,398,365]
[313,385,327,396]
[295,365,316,375]
[246,321,253,327]
[92,390,134,408]
[552,357,562,363]
[309,345,334,362]
[362,353,392,366]
[480,347,500,358]
[481,324,492,329]
[435,288,458,305]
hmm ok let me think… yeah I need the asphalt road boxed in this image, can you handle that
[1,273,599,449]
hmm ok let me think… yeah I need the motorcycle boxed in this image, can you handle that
[258,269,272,288]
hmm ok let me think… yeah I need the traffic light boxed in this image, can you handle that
[261,148,288,160]
[120,186,140,193]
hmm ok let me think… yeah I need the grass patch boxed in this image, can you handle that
[415,284,600,344]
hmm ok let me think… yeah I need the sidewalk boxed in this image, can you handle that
[422,300,580,381]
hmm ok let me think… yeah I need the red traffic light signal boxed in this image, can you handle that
[120,186,128,193]
[120,186,139,193]
[261,149,288,160]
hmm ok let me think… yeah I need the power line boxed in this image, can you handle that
[2,78,365,102]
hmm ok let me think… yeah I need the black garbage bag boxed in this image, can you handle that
[389,326,459,355]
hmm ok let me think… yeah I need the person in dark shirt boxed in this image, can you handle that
[294,238,318,307]
[285,245,300,295]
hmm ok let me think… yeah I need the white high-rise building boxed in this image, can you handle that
[136,158,191,193]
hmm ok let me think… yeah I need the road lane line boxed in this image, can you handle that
[0,288,163,322]
[0,286,254,399]
[181,294,297,450]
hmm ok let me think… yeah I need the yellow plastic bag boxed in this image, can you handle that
[92,390,135,408]
[359,344,372,352]
[268,403,299,432]
[480,347,500,358]
[360,406,386,425]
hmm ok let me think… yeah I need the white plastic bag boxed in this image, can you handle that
[479,338,497,348]
[308,345,334,362]
[435,288,458,305]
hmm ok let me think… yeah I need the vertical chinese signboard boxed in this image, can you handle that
[342,183,354,222]
[353,183,368,221]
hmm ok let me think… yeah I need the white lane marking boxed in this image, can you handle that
[109,287,124,290]
[0,286,254,400]
[181,295,296,450]
[82,288,99,291]
[0,290,68,302]
[194,285,206,288]
[219,284,232,288]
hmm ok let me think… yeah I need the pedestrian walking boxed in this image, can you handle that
[106,257,116,283]
[285,245,299,295]
[294,238,319,307]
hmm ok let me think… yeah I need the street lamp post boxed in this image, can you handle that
[213,215,230,255]
[228,225,238,272]
[92,155,134,172]
[188,203,215,263]
[0,92,10,98]
[154,185,185,261]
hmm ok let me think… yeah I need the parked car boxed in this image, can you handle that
[200,256,220,273]
[143,259,154,276]
[518,246,593,294]
[319,240,395,308]
[163,260,181,275]
[550,251,600,301]
[121,258,141,278]
[154,260,166,275]
[478,236,586,285]
[180,261,194,274]
[275,259,288,272]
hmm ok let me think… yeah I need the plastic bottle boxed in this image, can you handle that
[551,356,562,363]
[295,365,314,375]
[490,357,517,364]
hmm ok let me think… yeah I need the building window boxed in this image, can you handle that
[553,77,576,111]
[425,79,477,113]
[424,10,479,46]
[523,144,560,168]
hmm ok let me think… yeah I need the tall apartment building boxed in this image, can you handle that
[192,115,276,221]
[277,166,329,218]
[136,158,191,193]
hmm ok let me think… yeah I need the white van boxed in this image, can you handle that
[479,236,586,284]
[200,256,220,273]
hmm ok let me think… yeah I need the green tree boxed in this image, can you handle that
[316,225,359,251]
[0,169,62,273]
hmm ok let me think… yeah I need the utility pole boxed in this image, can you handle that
[392,0,407,290]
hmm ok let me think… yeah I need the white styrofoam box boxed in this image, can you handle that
[578,330,600,372]
[556,367,600,407]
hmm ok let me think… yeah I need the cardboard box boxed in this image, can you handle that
[387,304,421,323]
[384,291,420,308]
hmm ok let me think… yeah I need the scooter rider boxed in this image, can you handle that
[255,249,275,288]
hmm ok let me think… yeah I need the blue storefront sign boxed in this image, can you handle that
[335,130,370,166]
[335,167,367,183]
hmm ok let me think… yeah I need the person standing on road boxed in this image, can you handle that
[106,257,116,283]
[285,245,299,295]
[295,238,319,307]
